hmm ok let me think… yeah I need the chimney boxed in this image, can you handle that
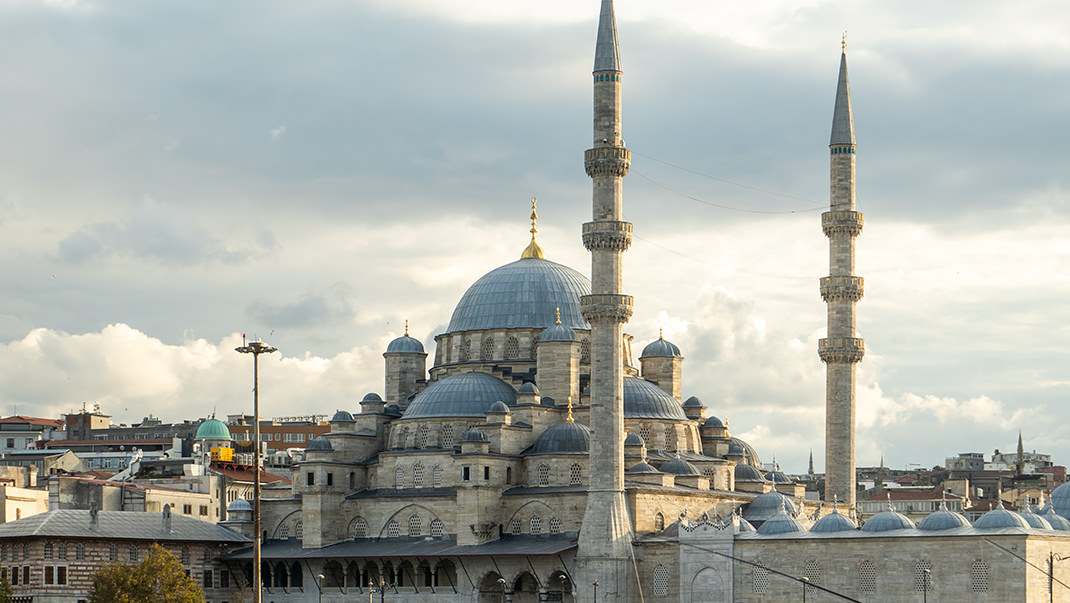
[162,504,173,533]
[89,505,99,532]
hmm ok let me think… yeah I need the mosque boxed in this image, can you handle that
[215,1,1070,601]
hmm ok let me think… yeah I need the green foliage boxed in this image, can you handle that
[0,577,11,603]
[89,543,205,603]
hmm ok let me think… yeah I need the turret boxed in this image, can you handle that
[639,330,684,401]
[384,321,427,407]
[537,308,581,404]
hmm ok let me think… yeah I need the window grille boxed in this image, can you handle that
[433,466,443,487]
[505,337,520,360]
[639,425,651,446]
[971,560,989,593]
[580,338,591,363]
[430,519,444,537]
[179,547,189,564]
[859,560,876,593]
[481,337,495,361]
[413,464,424,487]
[387,521,400,538]
[531,334,539,361]
[400,427,409,448]
[804,560,821,595]
[43,543,52,560]
[416,424,429,449]
[395,467,405,489]
[752,564,769,593]
[408,515,421,537]
[129,545,138,563]
[109,544,118,561]
[663,426,673,451]
[511,518,523,534]
[280,525,289,538]
[654,513,665,531]
[1,544,6,561]
[460,338,471,362]
[353,518,368,538]
[914,561,933,593]
[538,464,550,486]
[530,516,542,534]
[76,544,84,560]
[703,466,715,478]
[549,517,562,534]
[569,464,582,485]
[295,521,303,539]
[653,565,669,596]
[442,425,455,448]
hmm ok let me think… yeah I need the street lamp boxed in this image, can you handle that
[592,579,598,603]
[922,568,931,603]
[802,576,809,603]
[497,577,507,603]
[235,337,277,603]
[316,574,325,603]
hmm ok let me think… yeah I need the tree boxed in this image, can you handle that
[0,577,11,603]
[89,543,205,603]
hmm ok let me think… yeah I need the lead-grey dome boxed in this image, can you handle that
[623,377,688,420]
[404,372,517,419]
[529,421,591,455]
[541,323,578,343]
[811,509,858,533]
[518,382,540,395]
[624,433,645,447]
[1043,509,1070,531]
[734,464,766,483]
[386,334,425,354]
[227,499,253,512]
[659,457,701,477]
[861,509,916,532]
[738,517,756,533]
[917,506,970,531]
[756,506,807,535]
[703,416,725,429]
[488,401,510,414]
[641,337,682,358]
[1050,482,1070,520]
[462,428,490,443]
[330,410,355,423]
[974,506,1028,530]
[683,396,704,409]
[743,491,797,522]
[362,393,383,402]
[446,258,591,333]
[627,461,659,474]
[1018,507,1052,530]
[306,437,333,452]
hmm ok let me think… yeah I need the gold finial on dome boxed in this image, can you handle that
[404,320,409,336]
[842,31,847,53]
[566,396,575,422]
[659,327,664,340]
[555,307,561,325]
[520,197,545,259]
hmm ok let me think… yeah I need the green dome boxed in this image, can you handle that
[196,418,231,441]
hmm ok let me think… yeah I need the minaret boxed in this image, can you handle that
[820,39,865,508]
[577,0,635,599]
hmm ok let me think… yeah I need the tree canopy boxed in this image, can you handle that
[89,543,205,603]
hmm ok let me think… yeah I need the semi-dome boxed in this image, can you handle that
[757,505,807,535]
[861,509,916,532]
[386,334,425,354]
[917,506,970,531]
[624,433,645,447]
[404,372,517,419]
[627,461,660,474]
[974,505,1028,530]
[446,258,591,333]
[227,499,253,512]
[683,396,704,409]
[641,336,682,359]
[659,457,701,477]
[306,437,333,452]
[462,428,490,443]
[541,322,578,343]
[195,418,231,441]
[1042,509,1070,531]
[811,508,858,533]
[529,421,591,455]
[330,410,355,423]
[743,491,797,522]
[623,377,688,420]
[734,464,767,483]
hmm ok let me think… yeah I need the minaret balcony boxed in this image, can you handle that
[582,221,633,252]
[581,294,634,324]
[822,211,864,237]
[585,146,631,177]
[818,338,865,364]
[820,276,864,302]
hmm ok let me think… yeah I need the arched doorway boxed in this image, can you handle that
[478,572,506,603]
[690,567,727,603]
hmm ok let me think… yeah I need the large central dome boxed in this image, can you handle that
[446,257,591,332]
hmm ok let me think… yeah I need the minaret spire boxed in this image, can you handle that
[820,42,864,508]
[578,0,635,599]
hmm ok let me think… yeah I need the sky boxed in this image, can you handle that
[2,0,1069,474]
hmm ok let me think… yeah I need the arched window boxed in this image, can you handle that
[505,337,520,360]
[506,466,512,484]
[43,543,52,560]
[914,561,933,593]
[430,519,444,537]
[273,562,288,588]
[702,466,715,478]
[530,334,539,360]
[395,467,405,489]
[387,521,401,538]
[460,338,471,362]
[280,524,289,538]
[481,337,495,361]
[432,465,443,487]
[408,515,422,537]
[752,563,769,594]
[290,562,303,588]
[441,424,455,448]
[662,426,673,451]
[416,424,429,449]
[400,426,410,448]
[530,517,542,534]
[549,517,562,534]
[639,424,651,446]
[76,543,85,560]
[109,544,118,562]
[804,560,821,595]
[569,463,582,485]
[57,543,66,560]
[295,521,303,540]
[971,560,989,593]
[181,547,190,565]
[352,518,368,538]
[129,545,138,563]
[413,464,424,487]
[580,338,591,363]
[653,565,669,596]
[859,560,876,593]
[538,464,550,486]
[510,518,523,535]
[654,513,665,531]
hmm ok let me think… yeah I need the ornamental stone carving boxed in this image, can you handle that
[582,221,633,252]
[580,294,634,323]
[822,210,864,237]
[820,276,865,302]
[584,147,631,177]
[818,337,865,364]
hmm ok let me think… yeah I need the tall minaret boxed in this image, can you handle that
[577,0,635,599]
[820,40,865,508]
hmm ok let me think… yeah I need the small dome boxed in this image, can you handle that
[330,410,355,423]
[737,517,756,533]
[756,506,807,535]
[811,509,858,533]
[306,437,333,452]
[404,372,517,419]
[627,462,660,474]
[623,377,688,421]
[227,499,253,512]
[743,491,797,522]
[487,401,510,414]
[1042,509,1070,531]
[917,507,970,531]
[974,506,1028,530]
[386,334,425,354]
[462,428,490,443]
[734,464,767,483]
[659,457,701,477]
[518,382,540,395]
[1050,482,1070,520]
[624,433,645,447]
[765,470,791,484]
[529,421,591,455]
[195,418,231,441]
[541,323,578,343]
[728,437,762,466]
[726,443,744,456]
[384,404,402,417]
[683,396,704,409]
[861,509,916,532]
[641,337,682,359]
[1018,507,1052,530]
[362,392,384,402]
[703,416,725,429]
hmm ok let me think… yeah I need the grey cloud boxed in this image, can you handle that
[246,285,355,329]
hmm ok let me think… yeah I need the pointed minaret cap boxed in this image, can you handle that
[594,0,622,72]
[830,35,856,147]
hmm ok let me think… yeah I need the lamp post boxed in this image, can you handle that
[1050,553,1070,603]
[316,574,325,603]
[235,337,277,603]
[592,579,598,603]
[922,568,931,603]
[802,576,809,603]
[497,577,507,603]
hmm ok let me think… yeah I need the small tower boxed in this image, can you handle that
[383,321,427,407]
[537,308,581,404]
[639,329,684,401]
[820,39,865,508]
